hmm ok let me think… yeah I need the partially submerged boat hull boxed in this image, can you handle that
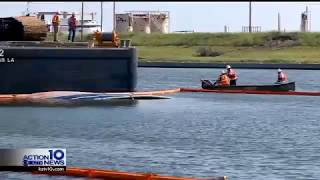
[201,80,295,91]
[0,91,171,106]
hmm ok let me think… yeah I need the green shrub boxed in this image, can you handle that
[195,46,223,57]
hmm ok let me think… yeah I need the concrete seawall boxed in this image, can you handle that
[138,62,320,70]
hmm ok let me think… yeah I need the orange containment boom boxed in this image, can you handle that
[1,87,320,106]
[180,88,320,96]
[133,88,181,96]
[31,167,228,180]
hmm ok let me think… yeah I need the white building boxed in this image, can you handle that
[300,7,311,32]
[116,11,169,34]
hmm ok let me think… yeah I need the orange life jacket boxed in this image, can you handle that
[52,15,60,26]
[227,68,238,80]
[278,72,288,82]
[219,74,230,87]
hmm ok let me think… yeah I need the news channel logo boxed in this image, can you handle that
[0,148,66,167]
[22,149,66,167]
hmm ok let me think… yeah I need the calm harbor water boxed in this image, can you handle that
[0,68,320,180]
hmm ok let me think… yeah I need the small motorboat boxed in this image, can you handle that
[201,80,295,91]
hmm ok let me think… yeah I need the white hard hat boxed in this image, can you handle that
[221,70,226,74]
[278,68,282,72]
[226,65,231,69]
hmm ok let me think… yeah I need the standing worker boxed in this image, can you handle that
[277,68,288,83]
[226,65,238,86]
[51,12,60,42]
[68,13,77,42]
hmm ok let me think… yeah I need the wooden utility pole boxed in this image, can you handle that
[249,1,252,33]
[278,12,281,32]
[309,8,311,32]
[81,1,84,41]
[113,1,116,32]
[26,2,31,15]
[100,2,103,32]
[305,6,308,32]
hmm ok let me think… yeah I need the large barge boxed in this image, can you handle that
[0,42,137,94]
[0,15,137,94]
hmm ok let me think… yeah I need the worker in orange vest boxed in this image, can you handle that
[52,12,60,42]
[226,65,238,86]
[215,70,230,87]
[277,68,288,83]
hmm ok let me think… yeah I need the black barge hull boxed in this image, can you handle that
[0,47,137,94]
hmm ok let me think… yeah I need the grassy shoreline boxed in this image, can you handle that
[135,45,320,64]
[46,32,320,64]
[120,32,320,64]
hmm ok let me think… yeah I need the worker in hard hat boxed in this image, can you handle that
[51,12,60,42]
[277,68,288,83]
[215,70,230,87]
[226,65,238,86]
[68,13,77,42]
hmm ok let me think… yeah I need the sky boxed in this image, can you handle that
[0,1,319,32]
